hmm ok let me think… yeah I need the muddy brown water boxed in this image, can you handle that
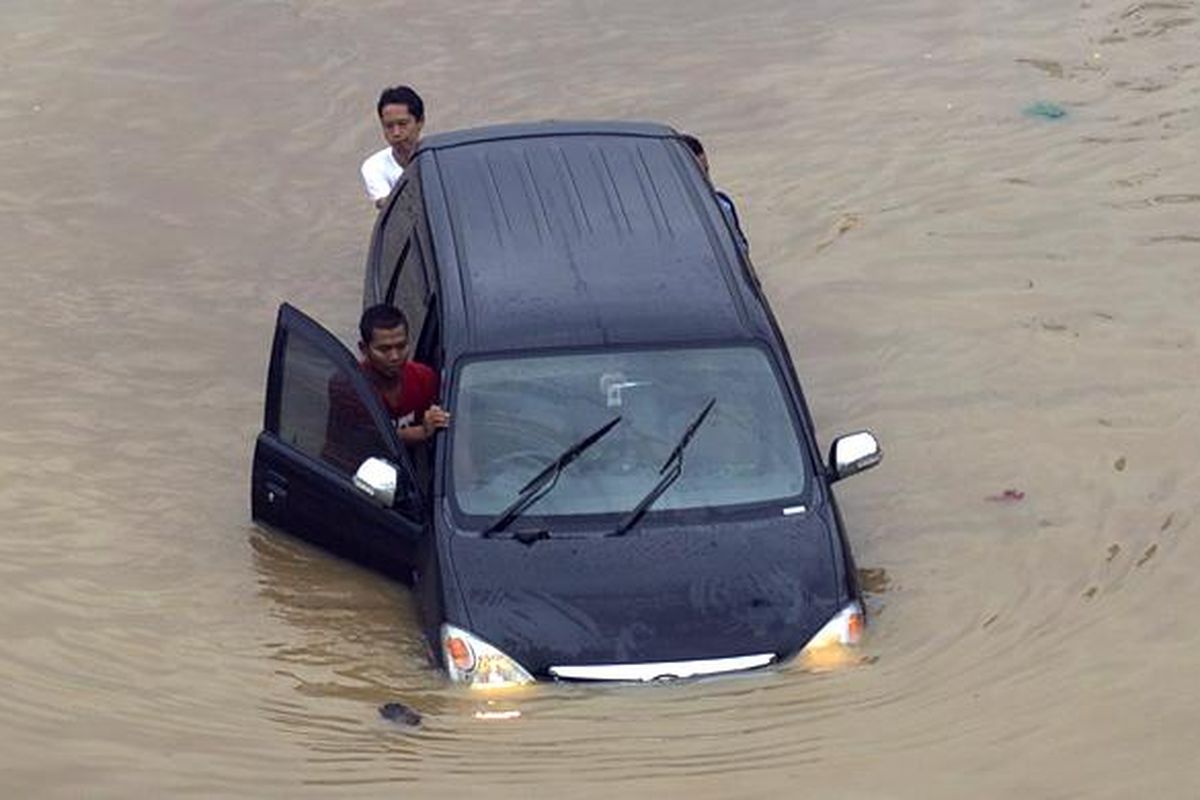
[2,1,1198,796]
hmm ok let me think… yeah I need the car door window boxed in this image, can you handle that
[275,322,395,478]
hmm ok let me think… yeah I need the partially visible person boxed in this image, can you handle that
[355,303,448,444]
[325,304,448,474]
[680,133,749,252]
[361,85,426,209]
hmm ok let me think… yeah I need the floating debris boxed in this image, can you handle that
[1024,101,1067,120]
[379,702,422,727]
[986,488,1025,503]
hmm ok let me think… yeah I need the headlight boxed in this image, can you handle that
[441,623,535,689]
[796,602,864,671]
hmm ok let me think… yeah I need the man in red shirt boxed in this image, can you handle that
[322,305,449,473]
[355,304,449,444]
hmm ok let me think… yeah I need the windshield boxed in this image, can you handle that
[450,346,810,519]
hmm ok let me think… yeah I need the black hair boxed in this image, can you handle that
[359,304,409,344]
[679,133,705,157]
[376,85,425,121]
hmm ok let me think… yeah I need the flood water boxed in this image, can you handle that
[2,0,1198,796]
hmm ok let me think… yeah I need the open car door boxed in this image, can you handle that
[251,303,425,580]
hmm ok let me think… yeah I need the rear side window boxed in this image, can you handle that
[376,181,416,289]
[374,171,431,340]
[391,235,429,339]
[276,332,391,475]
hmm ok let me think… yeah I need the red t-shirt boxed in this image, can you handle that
[360,359,439,428]
[322,359,439,471]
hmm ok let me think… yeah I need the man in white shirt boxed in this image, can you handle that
[361,85,425,209]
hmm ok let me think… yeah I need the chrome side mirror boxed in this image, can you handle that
[353,457,399,507]
[828,431,882,482]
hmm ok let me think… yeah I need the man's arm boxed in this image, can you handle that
[398,404,450,445]
[361,155,393,208]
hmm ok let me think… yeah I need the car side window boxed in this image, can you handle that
[415,298,441,370]
[374,182,414,293]
[389,231,429,340]
[276,330,392,476]
[370,163,433,337]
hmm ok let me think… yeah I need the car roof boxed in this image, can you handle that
[417,120,678,152]
[418,121,757,354]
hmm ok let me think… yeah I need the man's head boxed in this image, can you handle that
[680,133,710,176]
[376,85,425,164]
[358,304,410,378]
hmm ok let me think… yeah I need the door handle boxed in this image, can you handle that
[265,471,288,505]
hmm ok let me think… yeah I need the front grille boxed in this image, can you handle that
[548,653,775,682]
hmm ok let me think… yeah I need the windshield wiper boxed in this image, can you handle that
[610,398,715,537]
[482,416,622,537]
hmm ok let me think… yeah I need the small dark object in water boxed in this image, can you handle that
[379,702,422,727]
[1024,101,1067,120]
[986,488,1025,502]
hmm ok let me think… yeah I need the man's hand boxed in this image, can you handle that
[422,404,450,435]
[398,405,450,445]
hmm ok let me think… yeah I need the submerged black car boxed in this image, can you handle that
[252,121,881,686]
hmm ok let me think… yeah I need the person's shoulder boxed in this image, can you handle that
[404,360,436,381]
[361,146,392,173]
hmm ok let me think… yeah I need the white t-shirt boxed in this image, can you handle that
[361,146,404,203]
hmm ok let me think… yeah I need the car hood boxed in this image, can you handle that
[444,510,844,676]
